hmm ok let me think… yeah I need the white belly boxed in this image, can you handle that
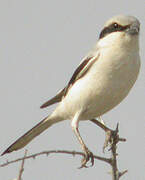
[55,48,140,120]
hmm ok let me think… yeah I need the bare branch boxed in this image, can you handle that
[90,119,127,180]
[109,124,119,180]
[1,120,128,180]
[0,150,110,168]
[17,150,27,180]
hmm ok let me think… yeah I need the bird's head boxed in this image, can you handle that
[99,15,140,39]
[98,15,140,49]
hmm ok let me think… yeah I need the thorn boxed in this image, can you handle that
[119,170,128,177]
[115,123,119,134]
[118,137,126,142]
[32,155,36,160]
[72,151,76,157]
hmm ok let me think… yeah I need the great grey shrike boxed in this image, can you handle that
[2,15,141,167]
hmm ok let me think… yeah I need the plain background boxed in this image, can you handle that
[0,0,145,180]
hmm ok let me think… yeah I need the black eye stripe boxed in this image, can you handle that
[99,23,130,39]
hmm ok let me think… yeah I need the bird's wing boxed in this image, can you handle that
[40,88,65,108]
[63,54,100,96]
[40,53,100,108]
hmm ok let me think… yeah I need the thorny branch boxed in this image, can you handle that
[0,150,110,167]
[91,119,127,180]
[1,119,128,180]
[18,150,27,180]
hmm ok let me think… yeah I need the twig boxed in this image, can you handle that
[90,119,127,180]
[110,124,119,180]
[119,170,128,178]
[1,119,127,180]
[107,124,128,180]
[0,150,110,168]
[18,150,27,180]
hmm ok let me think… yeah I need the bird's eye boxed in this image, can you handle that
[113,23,119,28]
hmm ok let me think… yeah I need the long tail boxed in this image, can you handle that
[2,115,60,155]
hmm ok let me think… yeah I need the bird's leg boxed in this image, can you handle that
[90,119,126,152]
[73,126,94,168]
[97,116,105,125]
[90,118,115,152]
[71,112,94,168]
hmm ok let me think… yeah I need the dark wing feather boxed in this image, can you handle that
[40,54,99,108]
[40,88,65,108]
[63,55,99,96]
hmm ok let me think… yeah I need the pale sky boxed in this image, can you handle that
[0,0,145,180]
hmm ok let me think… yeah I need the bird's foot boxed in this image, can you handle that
[103,128,116,152]
[103,123,126,152]
[79,147,94,169]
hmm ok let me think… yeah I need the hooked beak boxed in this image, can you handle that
[127,24,140,35]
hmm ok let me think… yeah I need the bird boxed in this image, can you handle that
[2,15,140,168]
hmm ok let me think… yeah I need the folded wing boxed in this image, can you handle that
[40,54,99,108]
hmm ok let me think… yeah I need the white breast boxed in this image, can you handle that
[55,32,140,120]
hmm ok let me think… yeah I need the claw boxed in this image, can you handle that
[78,149,94,169]
[103,123,121,152]
[103,129,113,152]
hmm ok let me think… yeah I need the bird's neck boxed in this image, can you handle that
[98,32,139,52]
